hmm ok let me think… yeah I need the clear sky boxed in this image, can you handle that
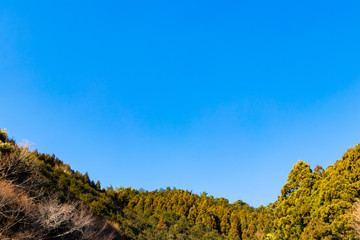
[1,0,360,207]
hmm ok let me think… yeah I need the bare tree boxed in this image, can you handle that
[0,133,119,239]
[0,180,37,238]
[38,200,116,239]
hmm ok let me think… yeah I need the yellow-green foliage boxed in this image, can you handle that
[0,129,120,239]
[2,128,360,239]
[274,145,360,240]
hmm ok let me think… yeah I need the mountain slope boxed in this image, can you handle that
[1,129,360,239]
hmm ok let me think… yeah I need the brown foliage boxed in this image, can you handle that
[353,200,360,238]
[0,180,36,238]
[0,179,118,239]
[0,138,120,239]
[0,145,45,195]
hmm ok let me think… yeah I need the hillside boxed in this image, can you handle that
[1,128,360,239]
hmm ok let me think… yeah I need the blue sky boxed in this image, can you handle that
[1,0,360,207]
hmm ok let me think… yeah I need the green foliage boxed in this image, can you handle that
[2,128,360,239]
[273,145,360,239]
[0,129,120,239]
[274,161,315,239]
[0,129,7,143]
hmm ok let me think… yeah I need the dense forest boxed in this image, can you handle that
[1,128,360,239]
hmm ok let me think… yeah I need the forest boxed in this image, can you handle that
[1,128,360,239]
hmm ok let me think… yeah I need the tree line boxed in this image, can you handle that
[1,128,360,239]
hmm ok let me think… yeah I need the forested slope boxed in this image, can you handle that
[1,128,360,239]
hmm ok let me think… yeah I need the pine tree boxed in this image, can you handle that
[275,160,315,239]
[95,180,101,190]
